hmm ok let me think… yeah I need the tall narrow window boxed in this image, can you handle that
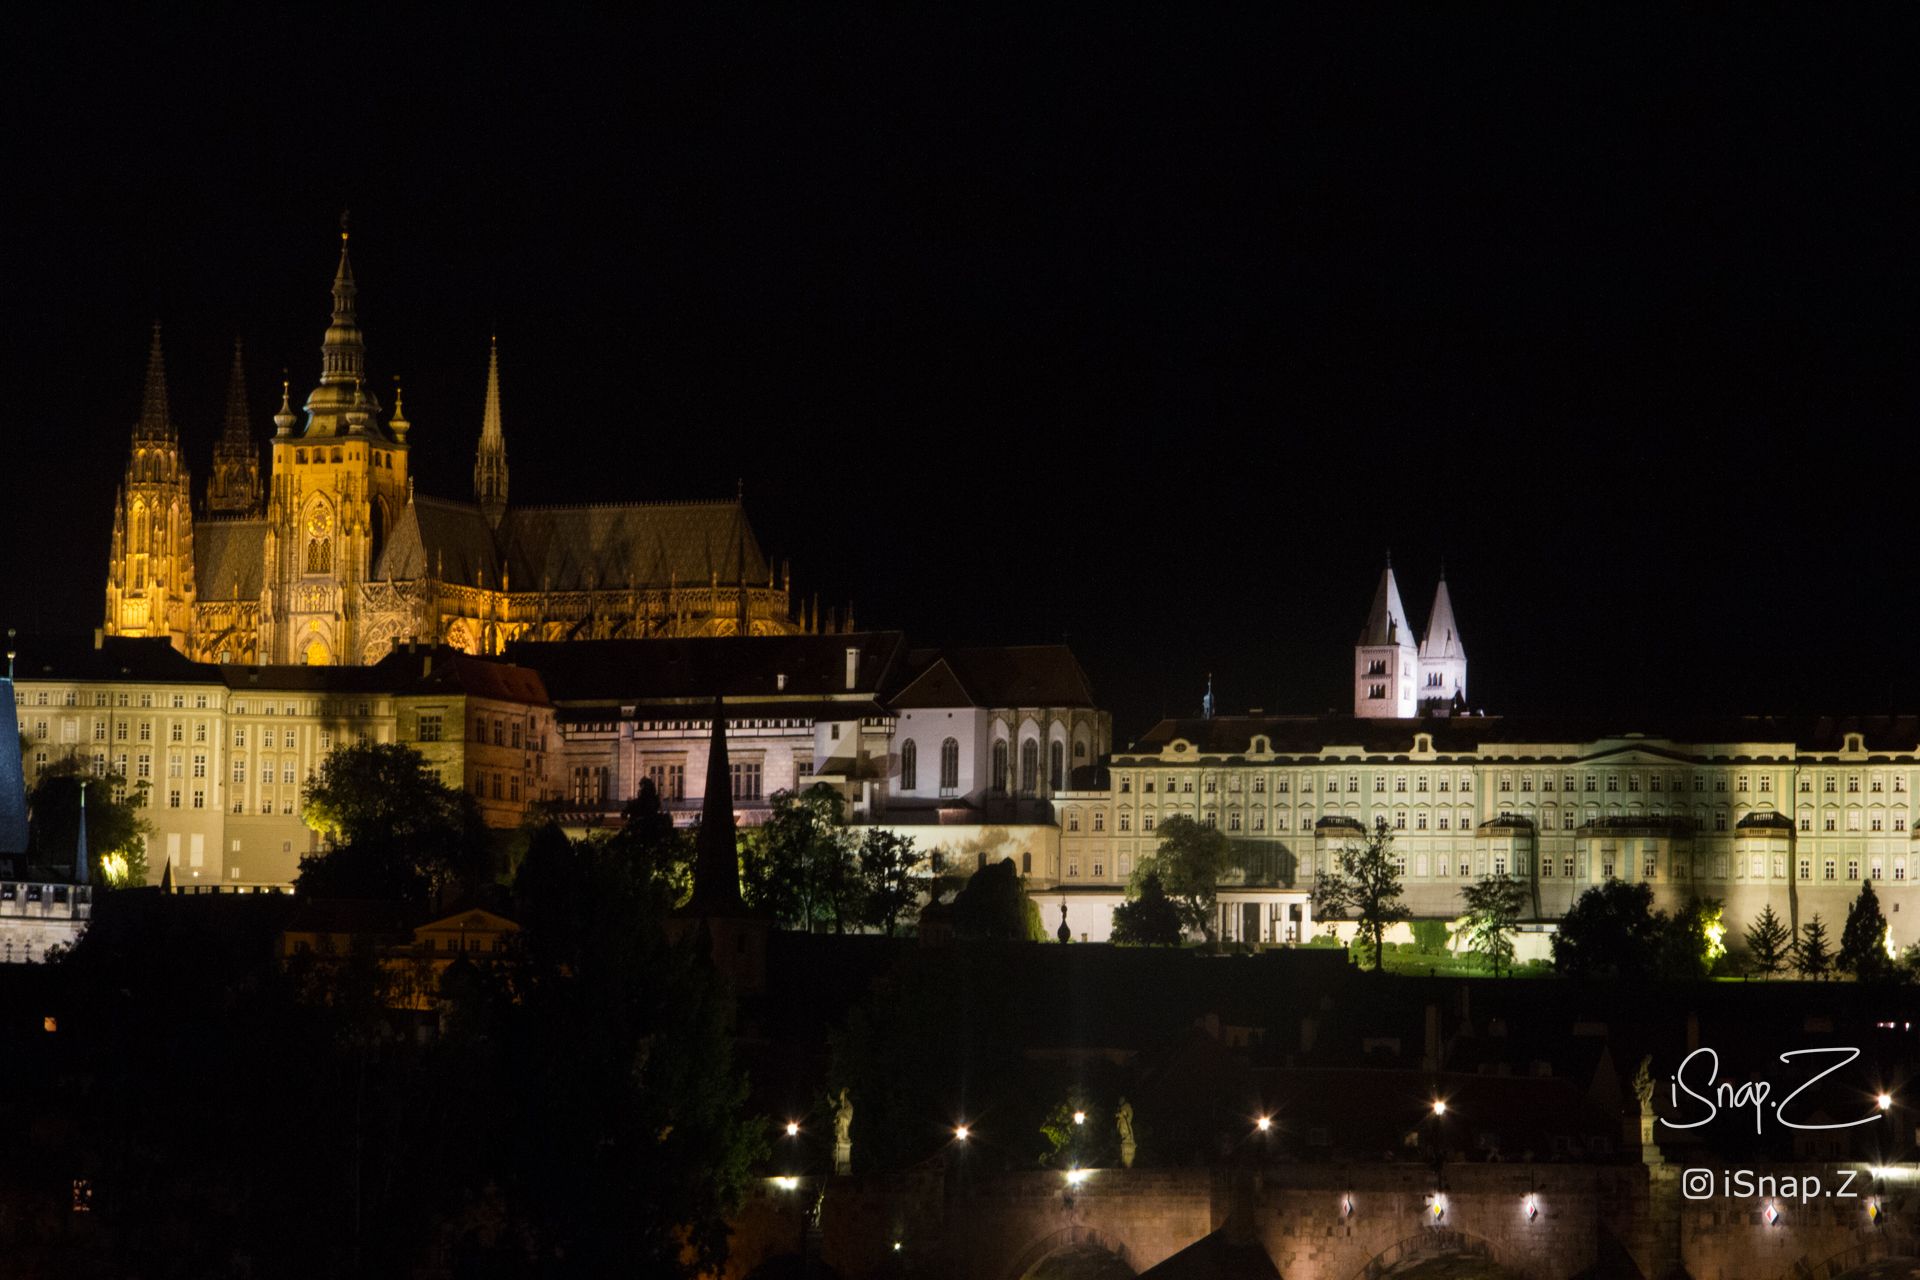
[306,536,331,573]
[992,740,1009,794]
[1049,741,1065,791]
[900,739,918,791]
[1020,740,1039,796]
[940,738,959,793]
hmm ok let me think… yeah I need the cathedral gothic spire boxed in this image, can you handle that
[135,324,174,441]
[318,218,367,390]
[207,339,263,515]
[474,337,509,523]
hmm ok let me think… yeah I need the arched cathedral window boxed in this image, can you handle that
[992,741,1009,794]
[900,739,917,791]
[307,536,332,574]
[940,738,959,792]
[1020,740,1039,797]
[1049,741,1065,791]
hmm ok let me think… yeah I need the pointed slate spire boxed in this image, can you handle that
[686,697,744,915]
[1420,571,1465,661]
[159,856,174,892]
[474,337,509,520]
[135,324,174,440]
[74,781,89,886]
[1357,557,1414,648]
[221,339,250,444]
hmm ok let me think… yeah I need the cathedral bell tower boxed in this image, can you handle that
[104,326,197,652]
[260,220,412,665]
[1353,556,1418,718]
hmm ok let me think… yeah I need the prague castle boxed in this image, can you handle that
[103,229,805,667]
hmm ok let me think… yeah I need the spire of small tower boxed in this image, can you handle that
[221,339,249,444]
[1357,558,1414,648]
[74,781,90,886]
[209,339,264,515]
[273,373,296,435]
[1420,573,1465,661]
[686,698,744,915]
[135,324,174,440]
[474,336,509,521]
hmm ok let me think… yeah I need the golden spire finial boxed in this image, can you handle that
[340,208,350,242]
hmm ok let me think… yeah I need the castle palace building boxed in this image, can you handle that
[104,230,804,667]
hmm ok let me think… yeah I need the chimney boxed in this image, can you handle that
[422,653,433,678]
[844,646,858,690]
[776,672,787,691]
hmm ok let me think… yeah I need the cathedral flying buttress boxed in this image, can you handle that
[105,226,819,667]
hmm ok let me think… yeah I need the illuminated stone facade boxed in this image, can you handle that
[1053,716,1919,946]
[104,232,804,668]
[12,635,554,888]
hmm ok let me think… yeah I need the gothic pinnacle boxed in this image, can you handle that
[137,324,173,439]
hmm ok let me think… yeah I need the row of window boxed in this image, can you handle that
[898,738,961,792]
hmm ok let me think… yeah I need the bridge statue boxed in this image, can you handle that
[1116,1097,1136,1169]
[834,1088,853,1176]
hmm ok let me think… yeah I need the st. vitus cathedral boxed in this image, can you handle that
[104,229,811,665]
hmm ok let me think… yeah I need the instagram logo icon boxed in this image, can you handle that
[1682,1169,1715,1200]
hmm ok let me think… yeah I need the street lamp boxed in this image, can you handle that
[954,1124,971,1142]
[1255,1115,1273,1133]
[785,1120,800,1137]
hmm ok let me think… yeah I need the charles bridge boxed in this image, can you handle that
[726,1160,1917,1280]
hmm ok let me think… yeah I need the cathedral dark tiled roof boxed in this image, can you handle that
[194,518,269,600]
[499,501,769,593]
[371,496,773,595]
[373,497,501,586]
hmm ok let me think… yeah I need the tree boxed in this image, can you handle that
[1111,870,1184,946]
[1793,914,1833,981]
[1311,821,1407,971]
[1743,905,1791,979]
[741,784,862,932]
[856,828,924,936]
[1456,874,1526,976]
[1655,895,1726,981]
[297,742,490,908]
[950,857,1038,940]
[27,758,150,886]
[1130,815,1232,943]
[1551,880,1664,979]
[1840,881,1894,982]
[1039,1091,1103,1169]
[604,777,693,909]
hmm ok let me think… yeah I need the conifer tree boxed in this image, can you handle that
[1839,880,1893,982]
[1743,904,1790,979]
[1793,914,1832,981]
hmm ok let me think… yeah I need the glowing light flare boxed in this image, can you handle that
[1524,1193,1539,1222]
[1876,1092,1894,1112]
[1072,1110,1086,1126]
[1429,1194,1447,1221]
[1255,1115,1273,1132]
[101,852,130,886]
[1341,1195,1354,1218]
[1065,1167,1089,1187]
[1431,1099,1448,1116]
[774,1176,799,1191]
[784,1121,800,1136]
[1763,1201,1780,1226]
[1702,908,1727,964]
[953,1124,970,1142]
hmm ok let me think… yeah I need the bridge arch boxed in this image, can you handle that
[1350,1228,1515,1279]
[1004,1225,1138,1280]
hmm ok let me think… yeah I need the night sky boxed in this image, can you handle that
[5,10,1916,740]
